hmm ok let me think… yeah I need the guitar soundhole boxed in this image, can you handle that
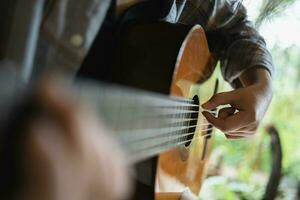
[184,95,199,147]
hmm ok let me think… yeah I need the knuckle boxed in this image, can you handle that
[210,95,219,103]
[218,123,228,132]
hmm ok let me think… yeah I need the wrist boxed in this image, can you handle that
[239,68,273,103]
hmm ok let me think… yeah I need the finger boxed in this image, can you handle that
[24,118,72,199]
[202,111,247,132]
[229,130,255,135]
[227,123,258,135]
[218,107,236,119]
[201,91,239,110]
[225,134,245,140]
[36,80,81,138]
[225,132,254,139]
[225,134,244,139]
[202,111,224,130]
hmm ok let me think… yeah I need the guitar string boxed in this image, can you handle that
[128,132,214,160]
[105,110,217,124]
[180,98,190,147]
[112,116,213,127]
[122,108,217,114]
[161,120,209,128]
[129,130,253,160]
[166,133,214,151]
[125,123,253,142]
[94,88,220,145]
[110,109,216,128]
[114,116,214,133]
[128,132,213,154]
[124,123,255,153]
[94,85,251,159]
[148,105,200,108]
[123,127,214,143]
[112,97,218,145]
[123,121,253,140]
[113,100,216,159]
[118,108,216,142]
[184,132,253,142]
[126,128,253,145]
[110,109,217,125]
[120,108,249,152]
[115,124,213,136]
[121,125,214,145]
[123,125,253,148]
[169,96,195,102]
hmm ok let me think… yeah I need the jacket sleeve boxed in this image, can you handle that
[177,0,274,87]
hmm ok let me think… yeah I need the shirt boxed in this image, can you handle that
[165,0,274,86]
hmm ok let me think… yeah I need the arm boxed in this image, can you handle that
[21,80,131,200]
[178,0,274,138]
[202,68,272,138]
[0,77,131,199]
[178,0,273,86]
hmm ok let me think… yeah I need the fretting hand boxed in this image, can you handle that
[21,79,131,200]
[201,68,272,139]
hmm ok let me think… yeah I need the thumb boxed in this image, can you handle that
[202,91,238,110]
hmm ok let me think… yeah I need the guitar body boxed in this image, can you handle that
[111,21,217,199]
[156,25,216,198]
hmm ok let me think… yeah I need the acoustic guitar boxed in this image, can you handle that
[77,21,219,199]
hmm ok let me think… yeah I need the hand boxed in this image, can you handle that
[201,68,272,139]
[21,80,131,200]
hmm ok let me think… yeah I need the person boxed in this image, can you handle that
[0,70,131,200]
[78,0,273,139]
[1,0,273,139]
[2,0,271,141]
[21,79,132,200]
[77,1,273,199]
[0,0,273,199]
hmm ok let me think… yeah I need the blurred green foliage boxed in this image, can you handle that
[256,0,298,27]
[268,45,300,179]
[206,39,300,200]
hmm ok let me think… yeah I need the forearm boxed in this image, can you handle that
[202,67,273,137]
[239,67,272,88]
[197,1,274,87]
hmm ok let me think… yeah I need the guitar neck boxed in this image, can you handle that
[74,80,202,163]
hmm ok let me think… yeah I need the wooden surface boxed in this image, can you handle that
[156,192,181,200]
